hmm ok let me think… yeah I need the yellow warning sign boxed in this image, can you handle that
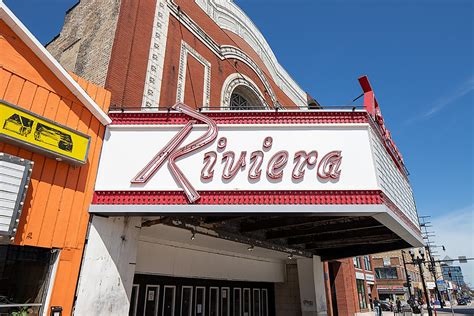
[0,100,90,164]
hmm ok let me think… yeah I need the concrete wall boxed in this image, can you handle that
[46,0,121,86]
[74,216,141,315]
[135,238,286,282]
[298,256,328,316]
[275,263,302,316]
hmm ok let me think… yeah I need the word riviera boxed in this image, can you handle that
[202,136,342,182]
[131,103,342,203]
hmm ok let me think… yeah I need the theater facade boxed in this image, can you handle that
[79,92,422,316]
[46,0,423,315]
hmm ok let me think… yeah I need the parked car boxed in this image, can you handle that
[380,301,393,311]
[401,302,412,312]
[457,298,468,305]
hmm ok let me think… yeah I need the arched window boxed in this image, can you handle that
[230,85,264,110]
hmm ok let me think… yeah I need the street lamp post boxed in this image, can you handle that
[409,249,433,316]
[425,246,444,308]
[401,250,413,299]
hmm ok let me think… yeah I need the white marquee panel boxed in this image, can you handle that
[95,124,378,192]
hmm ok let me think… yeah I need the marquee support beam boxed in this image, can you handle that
[286,225,389,245]
[319,240,410,261]
[163,216,314,258]
[240,215,344,233]
[305,233,400,251]
[266,217,382,240]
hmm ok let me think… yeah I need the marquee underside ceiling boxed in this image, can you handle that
[147,215,411,261]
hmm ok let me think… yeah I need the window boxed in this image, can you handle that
[162,286,176,316]
[0,245,54,314]
[181,286,192,316]
[221,288,230,316]
[144,285,159,316]
[195,287,205,316]
[243,288,251,316]
[261,289,268,316]
[253,289,261,316]
[356,279,368,309]
[209,287,219,316]
[375,267,398,279]
[230,93,250,109]
[233,288,242,316]
[363,256,372,271]
[353,257,362,269]
[230,85,264,110]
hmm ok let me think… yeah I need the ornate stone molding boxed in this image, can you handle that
[142,0,170,110]
[221,73,268,109]
[176,40,212,107]
[194,0,307,106]
[168,2,278,107]
[221,45,277,106]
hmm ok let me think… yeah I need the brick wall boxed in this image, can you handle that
[372,250,429,300]
[104,0,156,107]
[46,0,121,86]
[327,259,357,316]
[275,263,302,316]
[47,0,304,110]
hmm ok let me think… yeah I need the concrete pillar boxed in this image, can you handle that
[297,255,328,316]
[275,263,302,316]
[74,216,141,315]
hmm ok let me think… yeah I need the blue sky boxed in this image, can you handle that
[5,0,473,284]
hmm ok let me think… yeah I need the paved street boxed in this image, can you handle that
[435,306,474,315]
[359,305,474,316]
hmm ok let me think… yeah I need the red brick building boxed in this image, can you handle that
[372,250,425,302]
[325,256,379,316]
[47,0,309,111]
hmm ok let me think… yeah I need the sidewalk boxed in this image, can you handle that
[356,313,423,316]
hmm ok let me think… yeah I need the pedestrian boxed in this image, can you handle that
[374,298,383,316]
[396,298,401,313]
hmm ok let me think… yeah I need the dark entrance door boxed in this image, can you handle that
[130,274,275,316]
[328,261,339,316]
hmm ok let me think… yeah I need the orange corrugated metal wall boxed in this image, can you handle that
[1,20,110,315]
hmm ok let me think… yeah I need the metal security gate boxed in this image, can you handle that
[130,274,275,316]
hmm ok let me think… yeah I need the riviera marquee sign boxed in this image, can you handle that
[95,104,382,205]
[131,103,343,202]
